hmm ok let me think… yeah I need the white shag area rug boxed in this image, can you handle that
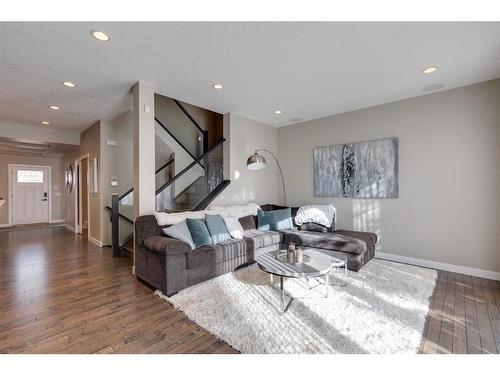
[156,259,437,354]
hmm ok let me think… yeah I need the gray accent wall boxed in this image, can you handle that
[277,79,500,274]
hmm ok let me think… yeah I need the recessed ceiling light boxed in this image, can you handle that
[62,81,76,88]
[274,110,282,115]
[212,84,224,90]
[423,66,437,74]
[91,30,110,41]
[41,121,50,125]
[49,105,60,110]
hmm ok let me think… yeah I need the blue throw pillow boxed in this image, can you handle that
[186,218,213,248]
[273,208,294,230]
[257,209,272,231]
[257,208,293,231]
[205,214,231,244]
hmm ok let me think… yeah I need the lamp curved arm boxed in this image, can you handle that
[255,149,286,205]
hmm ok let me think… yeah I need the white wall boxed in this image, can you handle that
[278,79,500,274]
[210,113,278,207]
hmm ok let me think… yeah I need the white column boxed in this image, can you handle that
[133,82,155,270]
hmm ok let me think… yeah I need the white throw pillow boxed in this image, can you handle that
[223,217,245,239]
[154,210,205,226]
[162,220,196,250]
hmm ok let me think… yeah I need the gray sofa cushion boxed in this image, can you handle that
[243,229,282,251]
[186,238,248,269]
[143,236,192,255]
[280,230,376,255]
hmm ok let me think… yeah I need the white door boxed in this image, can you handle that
[11,166,49,225]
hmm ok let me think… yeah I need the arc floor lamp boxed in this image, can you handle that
[246,149,287,205]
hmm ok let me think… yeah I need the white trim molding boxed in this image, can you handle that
[64,223,76,232]
[376,251,500,281]
[0,224,12,228]
[49,219,66,224]
[88,235,103,247]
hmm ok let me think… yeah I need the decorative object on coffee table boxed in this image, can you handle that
[246,149,287,205]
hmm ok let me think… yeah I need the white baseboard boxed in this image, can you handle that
[376,251,500,281]
[64,224,76,232]
[49,219,65,224]
[0,223,12,228]
[88,235,103,247]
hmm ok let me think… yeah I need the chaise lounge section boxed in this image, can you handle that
[135,204,377,296]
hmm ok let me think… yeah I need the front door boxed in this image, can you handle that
[11,166,49,225]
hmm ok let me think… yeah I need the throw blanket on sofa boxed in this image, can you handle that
[294,204,337,227]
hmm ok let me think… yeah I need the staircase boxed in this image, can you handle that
[107,95,230,257]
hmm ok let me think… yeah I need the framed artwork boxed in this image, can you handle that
[314,138,399,198]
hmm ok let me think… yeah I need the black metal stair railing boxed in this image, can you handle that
[108,96,228,258]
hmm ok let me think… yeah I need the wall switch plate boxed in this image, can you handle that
[106,140,117,146]
[144,105,151,113]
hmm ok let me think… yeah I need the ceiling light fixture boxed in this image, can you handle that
[41,121,50,125]
[423,66,437,74]
[212,84,224,90]
[274,110,282,115]
[91,30,110,41]
[62,81,76,88]
[49,105,60,110]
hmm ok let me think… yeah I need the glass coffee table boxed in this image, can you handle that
[256,248,347,313]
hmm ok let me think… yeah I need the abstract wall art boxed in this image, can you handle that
[313,138,399,198]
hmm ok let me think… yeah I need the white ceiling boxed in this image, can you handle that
[0,137,79,158]
[1,22,500,132]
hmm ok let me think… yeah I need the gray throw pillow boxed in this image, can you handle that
[205,214,231,244]
[162,220,196,249]
[238,215,256,231]
[186,218,213,248]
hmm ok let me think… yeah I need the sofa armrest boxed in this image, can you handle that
[143,236,191,255]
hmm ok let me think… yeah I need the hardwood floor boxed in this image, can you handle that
[421,270,500,353]
[0,226,498,354]
[0,227,236,354]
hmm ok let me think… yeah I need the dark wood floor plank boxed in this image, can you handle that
[463,275,482,354]
[438,271,455,353]
[452,273,467,354]
[472,277,497,354]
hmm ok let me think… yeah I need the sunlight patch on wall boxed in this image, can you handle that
[352,199,382,250]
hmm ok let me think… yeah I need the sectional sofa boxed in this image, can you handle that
[135,204,377,296]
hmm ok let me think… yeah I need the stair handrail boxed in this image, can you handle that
[173,99,209,152]
[155,116,203,164]
[173,99,205,134]
[155,137,225,196]
[115,158,174,201]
